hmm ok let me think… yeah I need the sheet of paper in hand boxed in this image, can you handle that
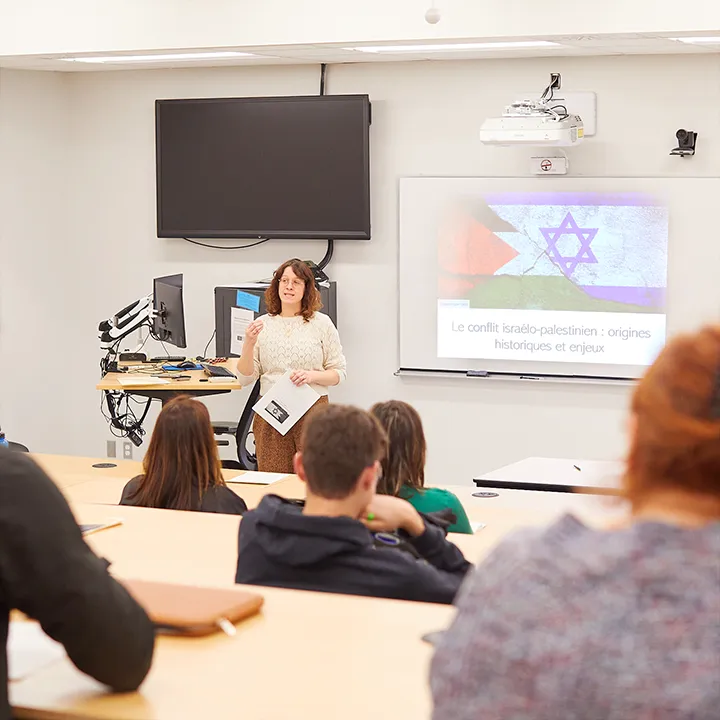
[252,371,320,436]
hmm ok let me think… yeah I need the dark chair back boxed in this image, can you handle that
[235,380,260,471]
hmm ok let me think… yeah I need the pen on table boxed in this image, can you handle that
[573,465,582,472]
[216,617,236,637]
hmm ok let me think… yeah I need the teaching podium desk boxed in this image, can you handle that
[97,360,243,405]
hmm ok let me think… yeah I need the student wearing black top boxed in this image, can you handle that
[121,395,247,515]
[235,404,471,604]
[0,450,154,718]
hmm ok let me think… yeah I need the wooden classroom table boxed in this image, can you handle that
[11,586,451,720]
[10,502,453,720]
[61,473,305,510]
[31,453,304,510]
[8,484,627,719]
[34,453,622,541]
[31,454,145,489]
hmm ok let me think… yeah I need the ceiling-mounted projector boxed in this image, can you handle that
[480,99,584,148]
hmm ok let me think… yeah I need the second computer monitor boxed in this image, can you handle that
[153,274,187,349]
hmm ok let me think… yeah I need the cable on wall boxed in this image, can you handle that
[182,237,270,250]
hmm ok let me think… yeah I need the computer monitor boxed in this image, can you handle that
[153,274,187,349]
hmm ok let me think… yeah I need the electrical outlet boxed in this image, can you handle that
[123,442,133,460]
[107,440,117,458]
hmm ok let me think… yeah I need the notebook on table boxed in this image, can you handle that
[122,579,264,637]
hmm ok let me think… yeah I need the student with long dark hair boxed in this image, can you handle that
[370,401,472,534]
[120,395,247,515]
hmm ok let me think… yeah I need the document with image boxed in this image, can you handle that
[252,371,320,436]
[230,307,255,356]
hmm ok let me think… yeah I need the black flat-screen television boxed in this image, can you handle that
[155,94,371,240]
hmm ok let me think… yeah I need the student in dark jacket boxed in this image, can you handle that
[0,450,154,719]
[235,404,471,604]
[121,395,247,515]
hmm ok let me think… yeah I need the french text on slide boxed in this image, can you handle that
[437,306,666,366]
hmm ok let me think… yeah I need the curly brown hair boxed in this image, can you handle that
[627,325,720,509]
[265,259,322,322]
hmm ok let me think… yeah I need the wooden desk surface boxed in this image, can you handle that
[46,455,616,532]
[11,502,453,719]
[8,486,626,719]
[31,453,304,510]
[69,501,549,586]
[11,584,451,720]
[96,360,243,392]
[76,503,241,586]
[72,490,622,589]
[65,475,305,512]
[31,454,144,488]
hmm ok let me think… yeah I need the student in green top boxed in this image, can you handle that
[370,400,473,534]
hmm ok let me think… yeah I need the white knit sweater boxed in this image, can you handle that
[237,312,347,396]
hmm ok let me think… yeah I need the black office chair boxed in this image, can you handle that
[213,380,261,471]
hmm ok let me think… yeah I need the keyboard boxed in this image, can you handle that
[202,364,236,379]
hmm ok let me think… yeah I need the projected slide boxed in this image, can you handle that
[437,191,668,366]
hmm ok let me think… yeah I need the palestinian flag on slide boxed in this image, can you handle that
[438,192,668,313]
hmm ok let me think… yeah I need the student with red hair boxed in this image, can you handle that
[432,326,720,719]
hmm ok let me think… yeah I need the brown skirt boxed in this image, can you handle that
[252,395,329,473]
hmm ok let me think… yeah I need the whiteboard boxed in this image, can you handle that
[398,177,720,380]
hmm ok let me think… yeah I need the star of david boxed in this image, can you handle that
[540,212,599,276]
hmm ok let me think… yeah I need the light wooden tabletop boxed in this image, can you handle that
[96,360,243,392]
[35,451,618,532]
[8,463,627,719]
[10,502,454,719]
[31,453,305,510]
[32,454,145,488]
[11,583,452,720]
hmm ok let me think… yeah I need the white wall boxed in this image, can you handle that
[1,1,719,56]
[0,70,73,447]
[1,53,719,483]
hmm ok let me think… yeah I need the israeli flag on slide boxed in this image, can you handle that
[485,192,669,308]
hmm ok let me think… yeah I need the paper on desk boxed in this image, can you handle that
[225,471,290,485]
[230,307,255,355]
[8,622,66,681]
[253,371,320,436]
[118,376,171,386]
[471,522,486,533]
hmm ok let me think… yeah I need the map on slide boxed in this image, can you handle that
[438,192,669,315]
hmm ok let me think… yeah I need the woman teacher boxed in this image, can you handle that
[237,259,347,472]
